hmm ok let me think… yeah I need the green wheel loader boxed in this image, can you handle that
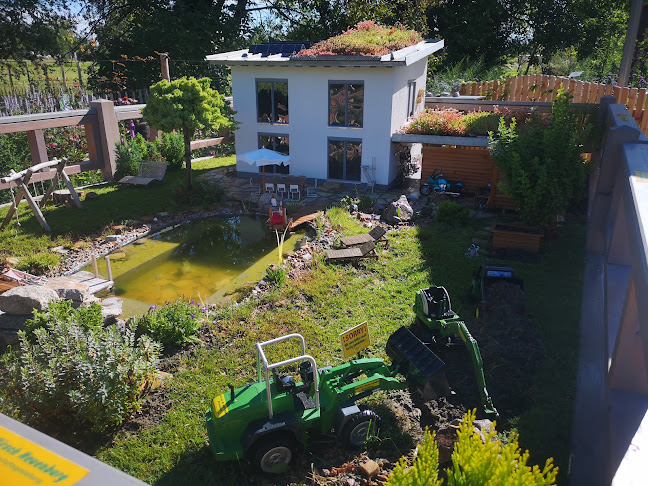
[206,329,447,473]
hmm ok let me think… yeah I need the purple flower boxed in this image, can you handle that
[189,300,195,305]
[130,121,136,139]
[149,305,157,310]
[191,313,196,318]
[201,307,208,312]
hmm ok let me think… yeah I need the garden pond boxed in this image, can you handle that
[88,215,309,317]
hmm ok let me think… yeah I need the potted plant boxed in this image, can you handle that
[489,91,590,252]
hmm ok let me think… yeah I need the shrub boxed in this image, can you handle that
[133,299,203,347]
[115,138,143,177]
[15,252,60,274]
[490,91,587,228]
[386,410,557,486]
[173,177,225,207]
[25,300,103,339]
[462,111,500,135]
[357,194,375,213]
[160,132,184,170]
[436,200,469,226]
[3,321,159,432]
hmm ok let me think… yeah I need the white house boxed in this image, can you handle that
[206,39,444,187]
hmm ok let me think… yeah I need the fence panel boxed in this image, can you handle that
[461,75,648,137]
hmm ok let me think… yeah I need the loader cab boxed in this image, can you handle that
[418,286,456,319]
[255,333,321,419]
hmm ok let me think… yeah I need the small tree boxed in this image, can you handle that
[489,91,588,228]
[143,77,230,189]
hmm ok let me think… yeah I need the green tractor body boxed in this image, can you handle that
[206,332,440,472]
[413,286,498,417]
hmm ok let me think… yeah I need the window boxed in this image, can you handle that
[329,82,364,127]
[328,139,362,181]
[407,80,416,118]
[258,134,289,174]
[257,80,288,123]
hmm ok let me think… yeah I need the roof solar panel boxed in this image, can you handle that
[248,41,315,57]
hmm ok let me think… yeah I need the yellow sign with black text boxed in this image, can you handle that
[0,425,89,486]
[340,322,371,359]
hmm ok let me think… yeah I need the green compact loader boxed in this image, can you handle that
[206,329,447,473]
[413,286,497,417]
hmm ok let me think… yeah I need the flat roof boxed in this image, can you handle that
[206,39,444,68]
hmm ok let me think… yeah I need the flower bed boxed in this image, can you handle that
[404,107,549,137]
[296,21,422,57]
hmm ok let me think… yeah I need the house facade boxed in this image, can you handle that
[206,40,444,187]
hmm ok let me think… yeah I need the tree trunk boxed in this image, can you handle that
[184,128,193,190]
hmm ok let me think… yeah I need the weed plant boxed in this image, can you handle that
[25,300,104,340]
[133,299,203,348]
[436,200,470,226]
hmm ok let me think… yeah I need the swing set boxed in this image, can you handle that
[1,158,82,232]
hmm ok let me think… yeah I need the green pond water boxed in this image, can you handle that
[88,216,307,317]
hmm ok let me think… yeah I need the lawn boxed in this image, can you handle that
[90,208,584,485]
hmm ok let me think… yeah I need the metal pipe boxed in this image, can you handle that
[619,0,644,87]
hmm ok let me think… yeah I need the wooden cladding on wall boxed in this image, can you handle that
[460,75,648,135]
[420,145,515,210]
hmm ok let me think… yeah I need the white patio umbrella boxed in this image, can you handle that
[237,148,290,189]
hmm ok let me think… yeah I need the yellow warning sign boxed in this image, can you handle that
[340,322,371,359]
[354,378,380,395]
[0,425,89,486]
[212,394,229,419]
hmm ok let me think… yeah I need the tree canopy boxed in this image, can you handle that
[142,77,230,189]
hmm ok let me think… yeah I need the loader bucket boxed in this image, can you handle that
[386,326,451,399]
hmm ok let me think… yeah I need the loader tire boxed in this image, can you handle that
[252,435,297,474]
[342,409,380,448]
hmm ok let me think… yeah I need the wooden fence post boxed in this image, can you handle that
[91,99,120,181]
[26,130,49,167]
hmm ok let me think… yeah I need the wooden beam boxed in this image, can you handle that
[26,129,49,166]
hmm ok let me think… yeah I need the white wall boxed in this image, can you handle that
[231,58,428,186]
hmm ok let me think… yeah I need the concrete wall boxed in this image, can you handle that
[231,59,428,186]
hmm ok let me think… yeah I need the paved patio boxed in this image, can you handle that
[200,167,423,217]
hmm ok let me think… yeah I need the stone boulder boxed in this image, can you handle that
[43,278,91,308]
[381,195,413,224]
[0,286,59,315]
[0,314,31,349]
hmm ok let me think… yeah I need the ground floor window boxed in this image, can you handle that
[258,133,289,174]
[328,139,362,181]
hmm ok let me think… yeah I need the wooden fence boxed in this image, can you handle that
[460,75,648,134]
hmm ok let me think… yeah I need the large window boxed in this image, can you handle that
[257,80,288,123]
[328,139,362,181]
[329,82,364,127]
[258,134,290,174]
[407,80,416,118]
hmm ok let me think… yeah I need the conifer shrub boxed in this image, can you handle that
[386,410,557,486]
[3,321,160,432]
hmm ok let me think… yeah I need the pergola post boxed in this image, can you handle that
[91,99,120,180]
[26,129,49,167]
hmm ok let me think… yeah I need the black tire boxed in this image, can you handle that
[420,184,432,196]
[342,409,380,448]
[251,435,297,474]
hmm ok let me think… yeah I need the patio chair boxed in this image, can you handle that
[265,183,276,194]
[289,184,300,201]
[306,179,318,198]
[340,226,387,248]
[276,183,288,199]
[326,241,378,264]
[119,161,168,186]
[250,178,261,196]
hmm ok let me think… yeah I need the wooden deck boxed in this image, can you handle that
[65,271,114,294]
[0,279,20,294]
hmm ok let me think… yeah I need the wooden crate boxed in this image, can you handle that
[491,223,543,253]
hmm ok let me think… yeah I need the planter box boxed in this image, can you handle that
[491,223,543,254]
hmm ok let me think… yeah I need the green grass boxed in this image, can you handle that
[0,61,93,91]
[90,208,584,485]
[0,156,235,263]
